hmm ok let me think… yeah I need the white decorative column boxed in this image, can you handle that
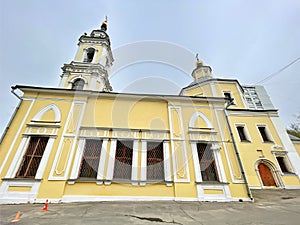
[69,139,85,182]
[97,138,109,184]
[140,140,147,186]
[163,141,172,186]
[131,140,139,185]
[105,139,117,185]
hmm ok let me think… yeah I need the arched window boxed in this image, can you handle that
[83,48,95,62]
[72,78,85,90]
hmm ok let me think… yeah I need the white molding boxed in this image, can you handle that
[131,140,139,185]
[5,136,30,178]
[168,105,190,183]
[163,141,172,184]
[48,101,86,180]
[61,195,174,202]
[255,123,275,143]
[97,139,108,181]
[0,180,41,204]
[285,186,300,189]
[35,137,56,179]
[212,143,228,183]
[140,140,147,184]
[59,194,245,203]
[196,183,232,201]
[105,139,117,182]
[189,111,213,128]
[69,139,85,180]
[191,142,202,182]
[0,99,35,176]
[234,123,252,142]
[32,103,61,122]
[270,117,300,177]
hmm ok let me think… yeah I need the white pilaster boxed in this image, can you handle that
[105,139,117,184]
[69,139,85,180]
[163,141,172,186]
[131,140,139,185]
[6,136,30,178]
[140,140,147,186]
[35,137,56,179]
[191,142,202,182]
[97,138,109,182]
[270,117,300,177]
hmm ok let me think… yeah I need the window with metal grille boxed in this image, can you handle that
[196,143,219,181]
[147,142,164,181]
[258,126,271,142]
[236,126,248,141]
[113,140,133,180]
[16,136,49,178]
[79,139,102,178]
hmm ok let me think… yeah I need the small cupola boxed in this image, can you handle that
[191,54,213,81]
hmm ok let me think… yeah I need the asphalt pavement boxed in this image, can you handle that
[1,189,300,225]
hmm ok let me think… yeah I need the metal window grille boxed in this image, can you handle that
[16,136,49,178]
[196,143,218,181]
[147,142,164,181]
[79,139,102,178]
[113,140,133,180]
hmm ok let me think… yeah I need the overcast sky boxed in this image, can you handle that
[0,0,300,135]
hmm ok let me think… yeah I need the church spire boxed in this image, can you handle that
[58,19,114,92]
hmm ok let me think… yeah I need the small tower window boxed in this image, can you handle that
[72,78,85,90]
[84,48,95,62]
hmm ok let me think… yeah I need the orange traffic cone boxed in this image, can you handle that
[11,211,21,222]
[42,199,48,212]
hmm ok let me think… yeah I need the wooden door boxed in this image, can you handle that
[258,163,276,186]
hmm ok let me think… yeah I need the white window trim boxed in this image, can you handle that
[234,123,252,142]
[256,124,274,143]
[274,154,294,175]
[191,142,226,183]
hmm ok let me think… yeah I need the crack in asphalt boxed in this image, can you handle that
[125,215,183,224]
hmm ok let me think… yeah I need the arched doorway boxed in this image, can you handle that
[258,163,277,187]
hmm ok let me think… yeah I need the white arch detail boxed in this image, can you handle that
[32,104,61,122]
[254,158,284,188]
[69,76,88,84]
[189,111,213,128]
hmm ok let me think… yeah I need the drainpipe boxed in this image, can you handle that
[224,100,253,201]
[0,86,23,144]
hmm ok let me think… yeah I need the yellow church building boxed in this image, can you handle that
[0,21,299,204]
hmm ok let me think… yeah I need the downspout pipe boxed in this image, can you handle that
[0,86,23,144]
[224,99,253,201]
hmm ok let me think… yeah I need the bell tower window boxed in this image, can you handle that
[84,47,96,62]
[72,78,85,90]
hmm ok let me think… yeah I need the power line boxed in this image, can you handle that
[255,56,300,84]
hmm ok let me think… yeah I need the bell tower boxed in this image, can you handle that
[59,18,113,91]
